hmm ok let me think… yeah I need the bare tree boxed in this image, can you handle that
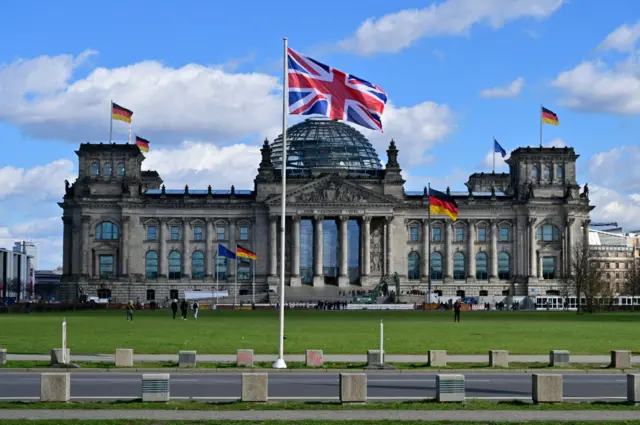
[564,242,607,313]
[623,262,640,311]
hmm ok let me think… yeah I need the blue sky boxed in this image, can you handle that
[1,0,639,268]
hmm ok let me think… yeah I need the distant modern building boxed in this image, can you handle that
[58,118,594,303]
[0,248,34,301]
[13,241,39,270]
[589,228,639,294]
[34,268,63,300]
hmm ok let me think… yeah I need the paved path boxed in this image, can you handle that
[8,353,638,364]
[0,371,629,401]
[0,409,639,421]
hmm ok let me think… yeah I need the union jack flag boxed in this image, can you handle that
[287,48,387,131]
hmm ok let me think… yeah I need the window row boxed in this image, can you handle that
[144,250,252,280]
[408,225,512,242]
[406,251,512,281]
[90,162,125,177]
[531,164,564,181]
[146,224,250,241]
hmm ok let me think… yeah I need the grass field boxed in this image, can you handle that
[1,310,639,354]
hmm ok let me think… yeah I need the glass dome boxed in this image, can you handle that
[271,118,382,171]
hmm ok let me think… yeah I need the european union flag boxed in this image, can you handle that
[494,138,507,158]
[218,244,236,259]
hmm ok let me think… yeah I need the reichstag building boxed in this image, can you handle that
[59,118,593,303]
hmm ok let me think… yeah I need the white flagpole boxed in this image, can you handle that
[234,244,238,307]
[492,138,495,174]
[273,37,288,369]
[109,101,113,143]
[128,122,132,145]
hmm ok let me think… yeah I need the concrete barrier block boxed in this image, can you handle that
[489,350,509,367]
[429,350,447,367]
[50,348,70,365]
[549,350,569,367]
[339,373,367,403]
[178,350,196,368]
[237,349,254,367]
[612,350,632,369]
[627,374,640,404]
[142,373,170,402]
[115,348,134,367]
[0,348,6,366]
[241,373,268,402]
[436,374,465,402]
[532,374,563,403]
[306,350,324,367]
[40,373,70,402]
[367,349,383,366]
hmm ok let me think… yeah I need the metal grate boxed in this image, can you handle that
[142,380,170,393]
[438,381,465,394]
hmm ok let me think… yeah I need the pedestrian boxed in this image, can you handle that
[453,300,461,322]
[193,299,199,320]
[126,300,134,321]
[181,299,188,320]
[171,299,178,319]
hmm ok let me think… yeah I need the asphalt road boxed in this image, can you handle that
[0,372,629,401]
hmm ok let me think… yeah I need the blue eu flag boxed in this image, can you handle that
[494,138,507,158]
[218,244,236,259]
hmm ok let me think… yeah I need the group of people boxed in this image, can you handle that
[170,299,199,320]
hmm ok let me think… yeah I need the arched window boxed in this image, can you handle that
[556,165,564,180]
[476,252,488,280]
[117,162,125,176]
[95,222,119,240]
[145,251,158,279]
[216,257,228,280]
[430,252,443,280]
[168,251,182,279]
[453,252,465,280]
[90,162,100,176]
[537,224,560,242]
[531,166,538,180]
[407,252,420,280]
[104,162,113,176]
[498,252,511,280]
[191,250,205,279]
[543,165,551,179]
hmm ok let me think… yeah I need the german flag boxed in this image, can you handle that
[429,188,459,221]
[541,106,559,126]
[135,136,150,153]
[236,245,257,260]
[112,102,133,124]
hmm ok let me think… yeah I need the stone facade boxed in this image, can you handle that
[58,123,593,303]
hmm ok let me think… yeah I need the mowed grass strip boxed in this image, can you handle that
[0,310,639,354]
[1,421,639,425]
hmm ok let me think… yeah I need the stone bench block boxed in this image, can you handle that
[40,373,70,402]
[367,349,383,366]
[429,350,447,367]
[0,348,6,366]
[549,350,569,367]
[142,373,170,402]
[50,348,70,365]
[436,374,465,402]
[612,350,632,369]
[241,373,268,402]
[237,349,254,367]
[489,350,509,367]
[339,373,367,403]
[628,374,640,404]
[306,350,324,367]
[115,348,134,367]
[178,350,196,368]
[532,374,563,403]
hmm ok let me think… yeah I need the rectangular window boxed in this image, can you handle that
[477,228,487,242]
[146,289,155,301]
[147,226,157,241]
[499,227,509,242]
[194,225,203,241]
[217,226,226,241]
[99,255,114,279]
[239,225,249,241]
[170,226,180,240]
[455,227,464,242]
[409,226,419,241]
[542,256,556,279]
[432,228,441,242]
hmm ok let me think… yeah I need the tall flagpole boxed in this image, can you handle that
[109,101,113,143]
[214,250,218,307]
[492,137,495,173]
[427,183,432,307]
[273,37,288,369]
[539,105,543,148]
[128,122,132,145]
[234,244,238,307]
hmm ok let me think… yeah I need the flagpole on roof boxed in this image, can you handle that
[492,137,495,174]
[539,105,543,148]
[273,37,288,370]
[109,101,113,143]
[427,183,432,307]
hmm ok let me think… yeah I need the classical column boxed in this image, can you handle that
[444,220,454,282]
[361,216,371,285]
[582,219,590,248]
[467,220,476,282]
[385,217,394,275]
[82,215,90,277]
[490,220,498,281]
[566,217,575,277]
[159,218,168,278]
[528,217,538,282]
[121,215,130,277]
[269,216,278,278]
[421,219,429,281]
[62,217,72,275]
[228,219,236,281]
[290,216,302,287]
[182,218,191,278]
[338,215,349,287]
[312,215,324,287]
[205,218,214,278]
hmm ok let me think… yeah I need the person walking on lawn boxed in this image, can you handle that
[126,300,134,321]
[193,300,199,320]
[171,299,178,319]
[453,300,461,322]
[180,299,188,320]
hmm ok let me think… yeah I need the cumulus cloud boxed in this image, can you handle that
[480,77,525,98]
[339,0,564,55]
[598,21,640,52]
[0,217,63,269]
[0,160,75,199]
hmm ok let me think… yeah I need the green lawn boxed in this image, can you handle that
[1,422,638,425]
[1,310,639,354]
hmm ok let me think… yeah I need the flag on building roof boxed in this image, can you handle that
[287,47,387,131]
[541,106,559,126]
[112,102,133,124]
[236,245,257,260]
[429,188,459,221]
[135,136,150,153]
[218,244,236,259]
[494,138,507,158]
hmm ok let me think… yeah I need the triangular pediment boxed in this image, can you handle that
[267,174,397,206]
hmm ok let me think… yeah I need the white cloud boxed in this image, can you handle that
[0,217,63,270]
[545,138,566,148]
[403,167,470,191]
[598,21,640,52]
[479,137,566,170]
[480,77,525,98]
[339,0,564,55]
[0,160,74,199]
[589,186,640,229]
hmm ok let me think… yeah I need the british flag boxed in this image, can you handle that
[287,48,387,131]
